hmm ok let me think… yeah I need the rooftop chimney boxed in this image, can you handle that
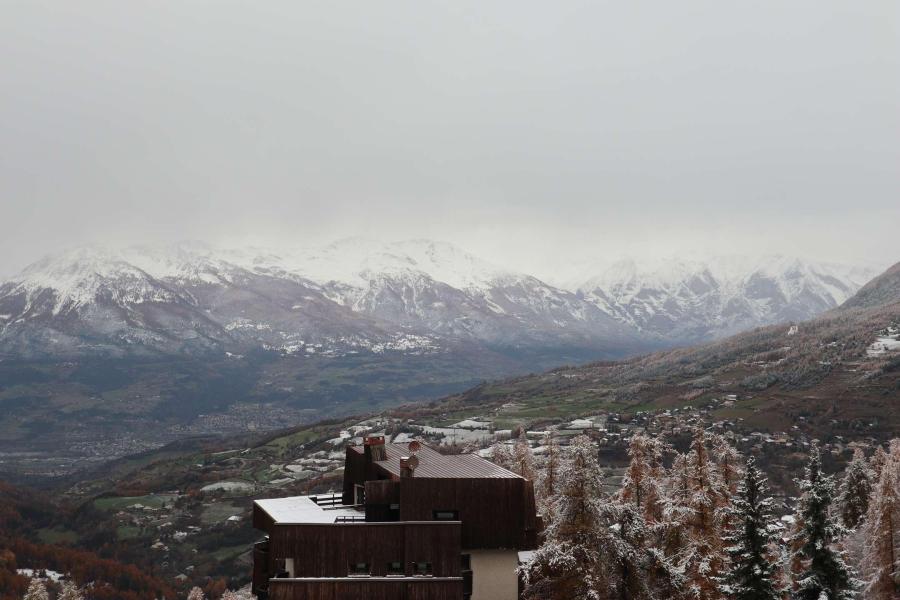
[400,454,419,478]
[364,435,387,462]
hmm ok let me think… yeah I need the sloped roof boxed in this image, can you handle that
[350,442,522,479]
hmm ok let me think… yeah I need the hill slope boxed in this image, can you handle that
[431,259,900,436]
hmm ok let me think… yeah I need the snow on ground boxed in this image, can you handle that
[421,426,494,445]
[200,481,254,493]
[451,419,492,430]
[17,569,65,582]
[868,335,900,357]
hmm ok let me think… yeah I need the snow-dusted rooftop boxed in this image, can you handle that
[255,495,363,524]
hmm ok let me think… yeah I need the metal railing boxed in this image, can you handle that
[311,493,343,507]
[334,515,367,523]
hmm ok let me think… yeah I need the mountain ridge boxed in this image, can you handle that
[0,240,876,360]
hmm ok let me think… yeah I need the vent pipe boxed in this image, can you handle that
[400,454,419,478]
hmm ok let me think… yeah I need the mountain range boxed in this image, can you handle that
[0,240,895,479]
[439,258,900,441]
[0,239,879,359]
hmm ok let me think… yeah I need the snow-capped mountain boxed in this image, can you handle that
[0,241,878,358]
[564,255,879,342]
[0,240,639,359]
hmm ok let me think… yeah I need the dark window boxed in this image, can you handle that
[412,562,433,576]
[348,562,370,576]
[433,509,459,521]
[387,561,404,576]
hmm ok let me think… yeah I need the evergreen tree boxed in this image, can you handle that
[520,435,677,599]
[514,430,536,481]
[681,428,729,600]
[520,435,609,599]
[792,443,857,600]
[57,581,84,600]
[491,440,513,470]
[537,432,561,514]
[838,448,872,530]
[186,587,206,600]
[22,578,48,600]
[858,439,900,600]
[870,446,889,482]
[619,433,667,524]
[720,457,779,600]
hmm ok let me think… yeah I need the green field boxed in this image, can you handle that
[93,493,177,512]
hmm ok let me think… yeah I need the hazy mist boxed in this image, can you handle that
[1,1,898,278]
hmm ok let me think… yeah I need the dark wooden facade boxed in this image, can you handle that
[269,578,464,600]
[344,445,540,550]
[254,439,541,600]
[268,522,462,577]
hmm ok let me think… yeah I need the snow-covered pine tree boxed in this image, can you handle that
[681,428,729,600]
[619,433,667,524]
[838,448,872,530]
[514,430,536,481]
[22,578,48,600]
[659,452,694,559]
[537,432,561,514]
[520,435,674,599]
[490,440,513,470]
[57,580,84,600]
[710,433,742,501]
[520,435,609,599]
[186,586,206,600]
[870,445,888,482]
[491,440,513,469]
[719,456,779,600]
[858,439,900,600]
[791,442,857,600]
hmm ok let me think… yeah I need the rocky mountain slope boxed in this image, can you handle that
[0,241,875,359]
[562,255,878,343]
[0,240,640,359]
[435,260,900,437]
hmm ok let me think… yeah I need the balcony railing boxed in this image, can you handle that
[310,493,343,507]
[333,515,367,523]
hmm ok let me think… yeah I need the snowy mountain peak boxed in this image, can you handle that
[244,237,517,291]
[0,241,882,357]
[565,254,881,341]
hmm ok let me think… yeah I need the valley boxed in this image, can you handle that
[0,240,879,479]
[1,258,898,597]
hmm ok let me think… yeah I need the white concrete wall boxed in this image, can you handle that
[470,549,519,600]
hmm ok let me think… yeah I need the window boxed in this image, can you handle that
[412,562,433,576]
[348,562,370,576]
[386,561,404,576]
[433,509,459,521]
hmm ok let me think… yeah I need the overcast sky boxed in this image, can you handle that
[1,1,898,279]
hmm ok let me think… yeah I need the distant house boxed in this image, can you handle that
[251,436,540,600]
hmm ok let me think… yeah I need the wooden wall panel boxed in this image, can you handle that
[398,478,538,550]
[270,522,461,578]
[365,479,399,504]
[269,579,463,600]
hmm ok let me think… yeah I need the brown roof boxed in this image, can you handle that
[350,442,522,479]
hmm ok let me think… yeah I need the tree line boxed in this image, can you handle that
[495,430,899,600]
